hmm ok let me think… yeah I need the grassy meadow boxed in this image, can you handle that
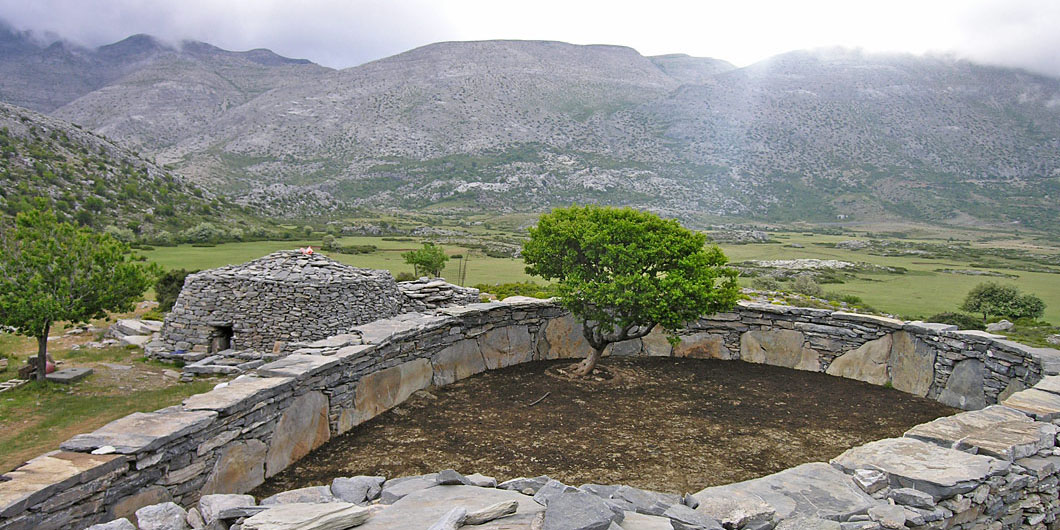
[139,229,1060,324]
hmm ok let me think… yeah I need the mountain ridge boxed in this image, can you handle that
[1,27,1058,230]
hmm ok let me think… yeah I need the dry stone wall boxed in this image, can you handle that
[5,298,1060,530]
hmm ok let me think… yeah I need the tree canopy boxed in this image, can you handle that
[522,205,740,375]
[0,207,159,379]
[959,282,1045,324]
[402,242,449,278]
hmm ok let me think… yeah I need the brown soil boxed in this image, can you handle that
[257,357,957,496]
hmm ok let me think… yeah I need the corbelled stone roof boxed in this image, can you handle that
[197,250,392,284]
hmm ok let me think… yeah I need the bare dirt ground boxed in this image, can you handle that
[257,357,956,496]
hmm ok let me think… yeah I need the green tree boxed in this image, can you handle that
[522,205,740,376]
[402,243,449,277]
[0,207,159,380]
[960,282,1046,324]
[155,268,198,313]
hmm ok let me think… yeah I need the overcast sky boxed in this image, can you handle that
[1,0,1059,77]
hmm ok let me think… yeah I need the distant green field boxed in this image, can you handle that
[718,233,1060,323]
[141,239,535,287]
[141,232,1060,324]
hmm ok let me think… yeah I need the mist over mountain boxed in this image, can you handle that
[1,25,1058,230]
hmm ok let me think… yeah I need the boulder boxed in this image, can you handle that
[436,469,474,486]
[693,463,874,522]
[261,485,337,505]
[265,391,331,477]
[202,439,267,495]
[740,330,820,371]
[887,331,935,397]
[774,518,841,530]
[938,359,987,410]
[135,502,189,530]
[986,320,1013,332]
[431,339,486,386]
[498,476,551,495]
[466,473,497,488]
[662,504,722,530]
[673,333,730,360]
[349,359,432,427]
[641,326,674,357]
[1047,334,1060,346]
[198,494,256,525]
[826,335,891,385]
[832,437,1009,499]
[543,490,620,530]
[241,502,370,530]
[380,474,438,504]
[331,476,385,504]
[359,485,543,529]
[85,520,137,530]
[533,479,579,506]
[543,316,593,359]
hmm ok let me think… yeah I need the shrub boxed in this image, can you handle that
[473,282,559,300]
[155,268,198,312]
[751,276,780,291]
[926,312,985,330]
[791,275,823,297]
[394,271,417,282]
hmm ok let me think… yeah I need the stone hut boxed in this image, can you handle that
[151,250,478,356]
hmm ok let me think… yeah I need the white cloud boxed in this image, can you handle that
[1,0,1058,76]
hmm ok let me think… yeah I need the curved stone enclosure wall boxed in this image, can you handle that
[4,298,1060,530]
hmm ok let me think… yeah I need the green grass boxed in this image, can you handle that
[140,229,1060,325]
[0,377,215,472]
[142,239,536,286]
[720,232,1060,323]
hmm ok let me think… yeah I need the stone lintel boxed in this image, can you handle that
[0,451,126,518]
[183,377,294,415]
[60,408,217,454]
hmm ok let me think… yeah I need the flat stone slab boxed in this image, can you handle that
[353,313,452,344]
[1032,375,1060,396]
[242,502,369,530]
[257,354,340,379]
[904,405,1056,460]
[831,437,1010,499]
[183,377,294,415]
[693,462,877,522]
[361,485,543,530]
[61,407,217,454]
[0,451,126,518]
[45,367,93,384]
[1002,388,1060,421]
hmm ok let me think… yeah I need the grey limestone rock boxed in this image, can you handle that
[775,517,843,530]
[887,488,934,509]
[436,469,473,486]
[499,475,551,495]
[85,519,137,530]
[240,502,371,530]
[261,485,337,505]
[135,502,190,530]
[533,479,579,506]
[380,473,438,504]
[331,476,385,504]
[543,491,620,530]
[426,507,466,530]
[465,500,519,525]
[663,504,723,530]
[198,494,257,525]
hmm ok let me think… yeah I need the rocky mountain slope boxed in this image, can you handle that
[0,102,255,240]
[1,25,1058,230]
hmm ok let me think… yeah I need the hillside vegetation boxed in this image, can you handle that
[0,103,262,242]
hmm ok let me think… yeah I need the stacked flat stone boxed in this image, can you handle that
[149,251,482,364]
[398,278,480,312]
[7,298,1060,529]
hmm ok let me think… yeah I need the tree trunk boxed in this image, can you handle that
[35,322,50,381]
[573,347,604,377]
